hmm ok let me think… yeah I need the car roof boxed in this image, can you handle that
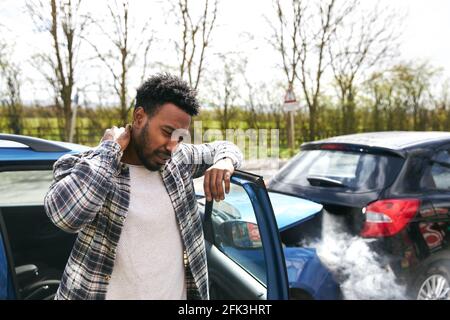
[303,131,450,151]
[0,134,90,162]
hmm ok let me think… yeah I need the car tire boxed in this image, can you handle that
[413,260,450,300]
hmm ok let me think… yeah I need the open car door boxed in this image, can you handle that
[198,170,289,300]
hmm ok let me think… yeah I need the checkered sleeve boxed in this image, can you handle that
[179,141,243,179]
[44,140,122,233]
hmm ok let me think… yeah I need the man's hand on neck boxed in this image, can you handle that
[101,124,140,165]
[101,124,131,151]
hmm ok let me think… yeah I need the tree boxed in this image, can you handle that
[0,40,23,135]
[84,0,154,124]
[239,57,272,130]
[27,0,89,141]
[392,62,440,130]
[431,80,450,131]
[174,0,218,91]
[205,54,241,130]
[270,0,303,88]
[269,0,304,149]
[329,2,401,134]
[364,62,441,132]
[365,71,396,131]
[271,0,356,141]
[261,82,285,131]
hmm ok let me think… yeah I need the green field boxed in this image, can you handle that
[0,116,297,158]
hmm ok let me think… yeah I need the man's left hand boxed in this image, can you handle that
[204,158,235,202]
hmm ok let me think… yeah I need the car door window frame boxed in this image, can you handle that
[203,170,289,300]
[209,184,267,285]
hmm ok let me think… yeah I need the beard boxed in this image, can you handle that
[134,122,163,172]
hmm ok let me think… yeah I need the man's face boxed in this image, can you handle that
[132,103,191,171]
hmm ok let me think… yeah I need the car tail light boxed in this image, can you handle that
[319,144,346,151]
[360,199,420,238]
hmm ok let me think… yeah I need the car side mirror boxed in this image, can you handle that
[221,220,262,249]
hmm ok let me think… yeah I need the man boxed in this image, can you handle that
[44,74,243,300]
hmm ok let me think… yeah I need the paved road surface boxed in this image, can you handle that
[193,158,289,193]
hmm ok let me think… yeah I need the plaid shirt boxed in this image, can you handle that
[44,140,242,300]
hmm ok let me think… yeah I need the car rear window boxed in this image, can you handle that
[0,171,53,206]
[275,149,404,192]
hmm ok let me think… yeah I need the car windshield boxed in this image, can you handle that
[275,149,404,192]
[0,171,53,206]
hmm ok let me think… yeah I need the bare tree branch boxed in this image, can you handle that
[329,2,402,133]
[270,0,361,140]
[175,0,218,90]
[84,0,154,123]
[27,0,88,141]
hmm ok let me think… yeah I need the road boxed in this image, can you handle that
[193,158,289,192]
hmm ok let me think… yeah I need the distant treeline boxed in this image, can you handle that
[1,85,449,154]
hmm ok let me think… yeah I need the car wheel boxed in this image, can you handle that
[415,261,450,300]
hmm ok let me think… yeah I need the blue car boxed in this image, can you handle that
[0,134,340,300]
[196,173,341,300]
[0,134,89,300]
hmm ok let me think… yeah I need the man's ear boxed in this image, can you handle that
[133,107,147,129]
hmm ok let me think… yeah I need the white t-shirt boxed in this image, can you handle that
[105,164,186,300]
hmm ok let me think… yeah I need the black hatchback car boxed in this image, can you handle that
[269,131,450,300]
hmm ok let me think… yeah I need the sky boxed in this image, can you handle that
[1,0,450,104]
[395,0,450,74]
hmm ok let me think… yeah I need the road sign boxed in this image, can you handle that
[282,86,300,112]
[282,85,299,154]
[283,101,300,112]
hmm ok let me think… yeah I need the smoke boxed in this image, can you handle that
[307,212,409,300]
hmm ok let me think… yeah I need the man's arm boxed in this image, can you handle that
[179,141,243,202]
[45,126,130,233]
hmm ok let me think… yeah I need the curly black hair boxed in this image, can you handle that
[135,73,200,117]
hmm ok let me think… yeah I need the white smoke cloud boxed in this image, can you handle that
[308,212,409,300]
